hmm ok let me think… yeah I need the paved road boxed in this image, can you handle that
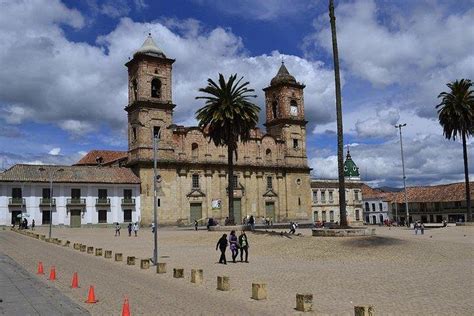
[0,253,89,315]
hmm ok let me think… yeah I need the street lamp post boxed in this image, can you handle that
[395,124,410,226]
[39,167,64,238]
[152,132,160,265]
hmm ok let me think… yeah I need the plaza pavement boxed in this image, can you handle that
[0,253,89,315]
[0,225,472,315]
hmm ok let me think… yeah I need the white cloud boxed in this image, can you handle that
[100,0,130,18]
[355,107,399,138]
[48,148,61,156]
[310,134,472,187]
[58,120,95,136]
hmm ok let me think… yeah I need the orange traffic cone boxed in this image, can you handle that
[71,272,79,288]
[37,262,44,275]
[85,285,98,303]
[49,266,56,281]
[122,297,131,316]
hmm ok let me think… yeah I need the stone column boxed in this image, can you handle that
[251,283,267,300]
[191,269,203,284]
[217,276,230,291]
[296,293,313,312]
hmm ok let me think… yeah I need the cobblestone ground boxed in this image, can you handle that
[0,225,472,315]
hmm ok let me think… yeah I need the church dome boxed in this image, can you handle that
[270,62,297,86]
[344,149,360,178]
[134,34,166,58]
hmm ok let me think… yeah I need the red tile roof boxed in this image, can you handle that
[388,182,473,203]
[361,183,391,200]
[75,150,128,166]
[0,164,140,184]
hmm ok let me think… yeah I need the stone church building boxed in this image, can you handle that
[122,35,312,225]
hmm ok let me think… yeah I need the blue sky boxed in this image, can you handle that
[0,0,473,187]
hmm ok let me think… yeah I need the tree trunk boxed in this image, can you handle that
[329,0,347,227]
[462,131,471,222]
[227,145,234,225]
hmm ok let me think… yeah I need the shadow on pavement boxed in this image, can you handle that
[342,236,407,248]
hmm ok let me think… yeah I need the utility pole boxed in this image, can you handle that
[152,132,160,265]
[395,124,410,226]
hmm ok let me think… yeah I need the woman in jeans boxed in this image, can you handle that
[228,230,239,263]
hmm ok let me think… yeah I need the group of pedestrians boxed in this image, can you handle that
[114,222,139,237]
[216,230,249,264]
[414,222,425,235]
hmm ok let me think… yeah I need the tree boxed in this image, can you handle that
[329,0,347,227]
[436,79,474,222]
[196,74,260,225]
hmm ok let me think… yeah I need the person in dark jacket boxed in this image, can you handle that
[238,231,249,263]
[127,223,132,237]
[216,234,228,264]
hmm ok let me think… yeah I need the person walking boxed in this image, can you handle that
[420,223,425,235]
[115,222,121,236]
[31,219,35,231]
[248,215,255,231]
[229,230,239,263]
[216,234,228,264]
[151,222,155,234]
[238,231,249,263]
[128,223,132,237]
[414,222,419,235]
[133,222,139,237]
[194,220,198,231]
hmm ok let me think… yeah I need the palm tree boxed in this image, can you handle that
[436,79,474,222]
[196,74,260,225]
[329,0,348,227]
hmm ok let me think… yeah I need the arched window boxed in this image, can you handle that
[265,148,272,159]
[132,79,138,100]
[151,78,161,98]
[191,143,198,158]
[272,101,278,119]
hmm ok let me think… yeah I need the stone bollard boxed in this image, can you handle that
[87,246,94,254]
[127,256,136,265]
[45,238,51,243]
[140,259,150,269]
[40,235,45,240]
[296,293,313,312]
[80,245,86,252]
[173,268,184,278]
[115,253,123,261]
[73,243,80,250]
[35,234,40,239]
[191,269,203,284]
[55,239,62,245]
[354,305,375,316]
[104,250,112,259]
[217,276,230,291]
[64,240,70,247]
[156,262,167,274]
[95,248,103,256]
[251,283,267,300]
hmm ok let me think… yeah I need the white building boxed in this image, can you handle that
[310,150,364,225]
[361,183,391,224]
[0,164,141,227]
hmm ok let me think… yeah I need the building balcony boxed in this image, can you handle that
[96,198,111,206]
[67,198,86,205]
[8,198,25,206]
[121,198,136,206]
[39,198,56,206]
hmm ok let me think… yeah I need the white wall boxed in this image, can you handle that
[0,182,140,226]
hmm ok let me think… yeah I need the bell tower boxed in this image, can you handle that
[125,34,176,164]
[263,62,308,163]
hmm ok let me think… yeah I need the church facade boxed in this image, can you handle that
[125,35,312,225]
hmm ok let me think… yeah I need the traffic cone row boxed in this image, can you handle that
[36,262,131,314]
